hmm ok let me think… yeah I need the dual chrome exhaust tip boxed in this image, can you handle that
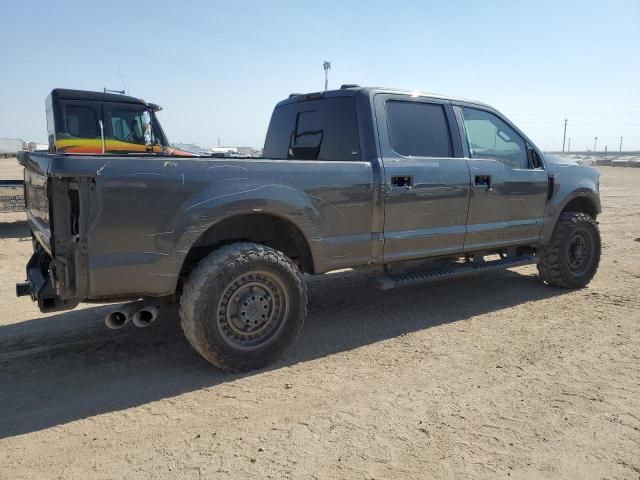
[105,301,160,329]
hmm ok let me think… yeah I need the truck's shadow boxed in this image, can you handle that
[0,269,567,438]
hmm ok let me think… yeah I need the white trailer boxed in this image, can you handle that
[0,138,25,157]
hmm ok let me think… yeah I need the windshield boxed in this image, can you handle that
[111,109,146,144]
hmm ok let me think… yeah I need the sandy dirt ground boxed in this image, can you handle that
[0,157,23,180]
[0,166,638,479]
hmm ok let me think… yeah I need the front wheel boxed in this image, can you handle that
[179,242,307,371]
[537,212,601,288]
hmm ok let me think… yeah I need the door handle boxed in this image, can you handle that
[474,175,492,191]
[391,176,413,190]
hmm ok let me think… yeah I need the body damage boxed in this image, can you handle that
[29,153,374,300]
[25,150,600,304]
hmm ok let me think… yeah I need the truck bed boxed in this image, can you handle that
[20,151,378,309]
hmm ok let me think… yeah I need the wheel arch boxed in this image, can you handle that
[178,212,315,283]
[560,194,600,219]
[540,188,601,245]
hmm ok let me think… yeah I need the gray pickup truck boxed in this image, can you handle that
[17,85,601,371]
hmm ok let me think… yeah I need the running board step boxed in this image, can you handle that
[373,255,538,290]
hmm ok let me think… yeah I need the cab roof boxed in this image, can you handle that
[49,88,149,106]
[280,85,493,110]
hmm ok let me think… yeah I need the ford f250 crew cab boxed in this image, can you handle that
[17,85,602,371]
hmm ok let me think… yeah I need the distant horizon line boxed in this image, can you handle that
[546,150,640,155]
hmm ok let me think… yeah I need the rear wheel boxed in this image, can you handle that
[179,242,307,371]
[538,212,601,288]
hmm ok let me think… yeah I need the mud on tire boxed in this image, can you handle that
[179,242,307,371]
[538,212,601,288]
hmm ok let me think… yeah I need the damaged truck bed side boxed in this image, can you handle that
[18,86,602,371]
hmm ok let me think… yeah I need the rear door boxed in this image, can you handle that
[374,94,471,263]
[455,105,548,251]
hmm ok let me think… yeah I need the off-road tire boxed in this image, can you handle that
[179,242,307,371]
[538,212,601,288]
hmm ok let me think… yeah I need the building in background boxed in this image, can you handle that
[172,144,261,157]
[236,146,263,157]
[211,146,263,157]
[172,143,212,155]
[0,138,25,157]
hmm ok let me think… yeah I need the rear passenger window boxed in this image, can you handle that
[263,97,360,161]
[64,105,98,138]
[386,101,452,157]
[290,110,324,159]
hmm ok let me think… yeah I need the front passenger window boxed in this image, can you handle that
[460,107,528,169]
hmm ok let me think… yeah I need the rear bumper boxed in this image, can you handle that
[16,245,78,313]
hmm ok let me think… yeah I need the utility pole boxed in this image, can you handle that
[593,136,598,152]
[562,118,567,152]
[567,137,571,153]
[323,61,331,91]
[620,136,623,152]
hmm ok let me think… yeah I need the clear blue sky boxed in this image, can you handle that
[1,0,638,151]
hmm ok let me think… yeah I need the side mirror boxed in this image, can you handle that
[142,110,153,147]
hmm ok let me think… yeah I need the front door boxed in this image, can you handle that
[455,105,548,251]
[375,94,471,263]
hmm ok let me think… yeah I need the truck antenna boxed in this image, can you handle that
[117,69,128,94]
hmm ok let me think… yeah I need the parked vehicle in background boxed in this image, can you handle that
[45,89,193,156]
[0,89,194,213]
[17,85,602,371]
